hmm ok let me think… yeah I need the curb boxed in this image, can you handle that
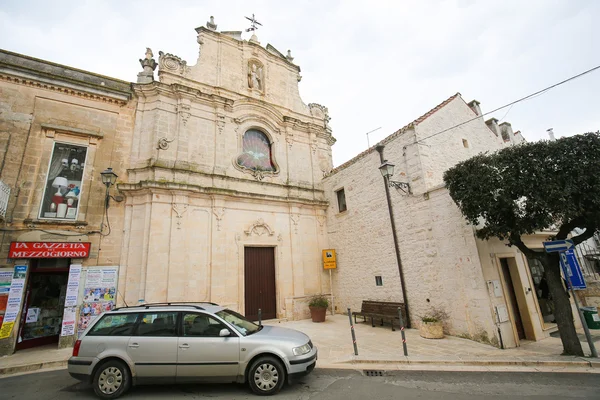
[337,358,599,369]
[0,360,68,377]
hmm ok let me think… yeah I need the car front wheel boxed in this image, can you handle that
[92,359,131,399]
[248,356,286,395]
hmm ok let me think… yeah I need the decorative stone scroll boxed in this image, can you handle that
[159,51,187,75]
[244,218,274,237]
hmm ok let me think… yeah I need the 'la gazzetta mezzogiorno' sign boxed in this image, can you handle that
[9,242,91,258]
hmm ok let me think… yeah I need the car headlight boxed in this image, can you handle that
[292,343,312,356]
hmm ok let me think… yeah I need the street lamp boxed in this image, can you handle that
[375,145,411,328]
[100,168,122,208]
[378,161,411,194]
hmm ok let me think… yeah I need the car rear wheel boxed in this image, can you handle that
[248,356,286,396]
[93,359,131,399]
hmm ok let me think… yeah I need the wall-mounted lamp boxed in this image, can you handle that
[378,160,411,194]
[100,167,123,208]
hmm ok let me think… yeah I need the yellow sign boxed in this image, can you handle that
[322,249,337,269]
[0,322,14,339]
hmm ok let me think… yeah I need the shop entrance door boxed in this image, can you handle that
[16,259,69,350]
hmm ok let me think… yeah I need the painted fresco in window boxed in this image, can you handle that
[236,129,276,173]
[39,143,88,220]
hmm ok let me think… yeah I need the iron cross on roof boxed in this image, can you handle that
[245,14,262,32]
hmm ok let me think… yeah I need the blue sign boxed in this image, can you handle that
[543,239,574,253]
[559,250,586,290]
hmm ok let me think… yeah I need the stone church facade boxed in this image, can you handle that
[118,22,336,320]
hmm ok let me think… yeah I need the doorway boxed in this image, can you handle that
[499,258,526,341]
[16,259,69,350]
[244,247,276,321]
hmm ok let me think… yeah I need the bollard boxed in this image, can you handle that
[398,307,408,356]
[258,308,262,326]
[347,308,359,355]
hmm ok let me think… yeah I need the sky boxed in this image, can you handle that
[1,0,598,167]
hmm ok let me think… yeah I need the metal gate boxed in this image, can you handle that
[244,247,276,321]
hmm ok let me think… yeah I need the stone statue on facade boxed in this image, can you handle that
[248,61,263,91]
[137,48,157,84]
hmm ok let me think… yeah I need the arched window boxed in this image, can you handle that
[236,129,276,172]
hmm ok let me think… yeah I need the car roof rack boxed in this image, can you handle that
[112,302,220,311]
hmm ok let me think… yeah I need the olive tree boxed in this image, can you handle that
[443,132,600,356]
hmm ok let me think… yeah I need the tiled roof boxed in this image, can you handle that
[325,93,462,177]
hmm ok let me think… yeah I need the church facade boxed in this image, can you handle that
[117,21,336,321]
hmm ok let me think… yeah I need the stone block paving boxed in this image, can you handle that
[273,315,600,369]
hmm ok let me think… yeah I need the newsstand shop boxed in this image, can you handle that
[0,241,118,355]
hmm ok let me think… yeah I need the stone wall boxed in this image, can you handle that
[323,94,535,344]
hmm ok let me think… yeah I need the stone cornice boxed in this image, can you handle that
[0,72,130,106]
[0,49,132,104]
[118,180,328,208]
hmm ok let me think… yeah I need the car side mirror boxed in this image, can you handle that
[219,328,231,337]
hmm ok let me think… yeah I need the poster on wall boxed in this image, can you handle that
[64,265,82,307]
[61,306,77,337]
[0,265,28,339]
[0,270,12,314]
[77,267,118,338]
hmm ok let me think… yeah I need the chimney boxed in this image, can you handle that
[499,122,513,142]
[468,100,482,116]
[547,128,556,141]
[485,118,500,137]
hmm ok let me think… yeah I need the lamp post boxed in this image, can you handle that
[375,145,411,327]
[100,167,118,209]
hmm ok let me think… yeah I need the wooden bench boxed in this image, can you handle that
[351,301,407,331]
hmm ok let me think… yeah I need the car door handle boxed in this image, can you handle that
[179,344,189,349]
[129,343,139,348]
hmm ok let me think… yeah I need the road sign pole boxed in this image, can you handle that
[563,253,598,358]
[329,269,334,316]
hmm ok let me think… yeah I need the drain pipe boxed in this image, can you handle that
[375,145,411,328]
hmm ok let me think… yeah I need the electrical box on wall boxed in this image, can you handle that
[495,305,509,323]
[490,280,502,297]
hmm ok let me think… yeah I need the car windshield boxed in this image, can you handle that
[216,309,261,336]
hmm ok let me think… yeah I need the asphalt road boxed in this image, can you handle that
[1,368,599,399]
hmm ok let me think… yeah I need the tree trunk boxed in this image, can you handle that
[541,253,584,356]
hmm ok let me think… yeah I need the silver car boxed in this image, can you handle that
[68,303,317,398]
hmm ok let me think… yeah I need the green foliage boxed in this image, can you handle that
[443,132,600,242]
[308,295,329,308]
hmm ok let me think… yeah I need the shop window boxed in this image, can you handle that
[336,188,347,213]
[39,142,88,220]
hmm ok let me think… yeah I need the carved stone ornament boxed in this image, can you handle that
[157,137,175,150]
[137,48,158,84]
[216,114,226,134]
[290,214,300,234]
[159,51,187,75]
[308,103,331,129]
[244,218,274,237]
[172,204,188,229]
[212,207,225,231]
[177,104,191,126]
[247,59,264,92]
